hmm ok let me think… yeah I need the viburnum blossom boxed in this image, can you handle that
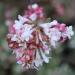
[7,4,74,70]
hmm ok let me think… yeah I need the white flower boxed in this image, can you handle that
[49,20,58,26]
[49,28,61,41]
[21,24,35,41]
[61,26,74,39]
[49,28,61,47]
[39,23,51,36]
[18,15,29,24]
[13,20,22,30]
[33,50,43,67]
[13,15,29,30]
[29,13,37,21]
[32,4,38,9]
[17,60,23,64]
[66,26,74,39]
[40,49,50,63]
[43,45,50,55]
[39,23,50,28]
[16,52,23,58]
[39,20,58,29]
[13,48,23,58]
[11,34,18,41]
[39,20,58,36]
[40,22,61,47]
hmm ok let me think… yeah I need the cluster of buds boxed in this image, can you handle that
[7,4,74,70]
[24,4,45,21]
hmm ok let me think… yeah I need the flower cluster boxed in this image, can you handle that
[7,4,74,70]
[24,4,44,21]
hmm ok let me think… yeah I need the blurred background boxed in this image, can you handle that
[0,0,75,75]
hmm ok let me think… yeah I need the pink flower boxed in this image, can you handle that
[55,23,66,32]
[7,4,74,70]
[24,4,44,20]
